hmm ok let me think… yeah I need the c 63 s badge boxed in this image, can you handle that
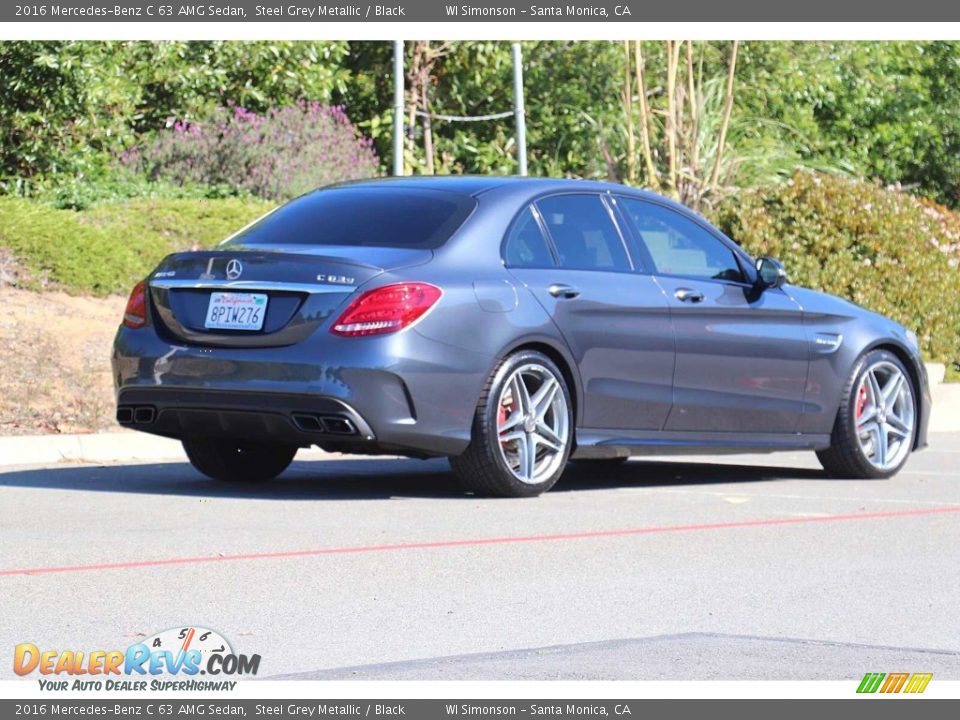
[317,273,355,285]
[14,626,261,692]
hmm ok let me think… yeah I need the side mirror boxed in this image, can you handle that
[756,256,787,290]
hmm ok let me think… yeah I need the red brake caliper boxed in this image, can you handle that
[855,383,868,419]
[499,401,510,445]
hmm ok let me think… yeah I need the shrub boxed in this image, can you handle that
[0,41,354,192]
[31,166,253,211]
[123,102,379,200]
[0,196,271,295]
[712,171,960,362]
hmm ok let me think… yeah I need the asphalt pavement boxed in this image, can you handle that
[1,434,958,680]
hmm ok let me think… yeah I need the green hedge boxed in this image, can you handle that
[0,197,271,296]
[712,171,960,362]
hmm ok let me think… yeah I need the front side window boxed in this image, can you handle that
[535,195,631,272]
[619,198,744,282]
[503,206,555,267]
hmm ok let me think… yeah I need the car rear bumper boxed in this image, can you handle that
[112,325,494,457]
[116,386,378,446]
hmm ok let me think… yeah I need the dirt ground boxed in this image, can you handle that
[0,287,124,434]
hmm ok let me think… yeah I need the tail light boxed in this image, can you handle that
[331,282,442,337]
[123,280,148,329]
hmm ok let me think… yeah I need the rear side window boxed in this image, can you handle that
[618,198,744,282]
[503,207,555,267]
[536,195,631,272]
[227,187,476,249]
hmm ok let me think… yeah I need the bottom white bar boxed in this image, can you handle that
[1,679,958,700]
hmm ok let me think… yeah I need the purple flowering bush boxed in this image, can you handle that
[122,102,379,200]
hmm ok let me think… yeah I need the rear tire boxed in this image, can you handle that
[183,438,297,482]
[450,350,573,498]
[816,349,916,479]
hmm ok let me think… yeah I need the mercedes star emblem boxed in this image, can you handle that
[225,259,243,280]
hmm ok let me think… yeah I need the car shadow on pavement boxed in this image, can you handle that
[557,459,829,493]
[0,455,832,501]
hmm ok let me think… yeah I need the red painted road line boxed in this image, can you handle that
[2,505,958,578]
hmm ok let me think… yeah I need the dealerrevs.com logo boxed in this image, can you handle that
[14,626,260,692]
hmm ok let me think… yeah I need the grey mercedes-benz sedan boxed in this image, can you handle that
[112,177,930,497]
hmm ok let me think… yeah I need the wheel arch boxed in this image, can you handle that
[861,339,926,450]
[495,337,583,430]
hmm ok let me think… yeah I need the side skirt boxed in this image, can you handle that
[571,428,832,459]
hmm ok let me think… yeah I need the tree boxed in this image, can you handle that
[0,41,352,191]
[338,41,626,178]
[623,40,740,211]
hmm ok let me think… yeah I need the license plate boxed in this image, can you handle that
[204,292,268,331]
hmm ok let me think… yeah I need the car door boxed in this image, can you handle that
[503,194,674,431]
[617,196,809,434]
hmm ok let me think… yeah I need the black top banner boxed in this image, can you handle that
[5,0,957,22]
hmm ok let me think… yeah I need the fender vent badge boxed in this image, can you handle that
[813,333,843,353]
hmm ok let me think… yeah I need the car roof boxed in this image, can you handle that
[327,175,513,195]
[327,175,680,204]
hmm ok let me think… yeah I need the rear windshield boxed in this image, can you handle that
[226,186,476,249]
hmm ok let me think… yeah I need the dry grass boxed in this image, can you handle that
[0,288,123,435]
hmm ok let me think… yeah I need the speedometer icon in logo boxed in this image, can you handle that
[144,626,233,660]
[225,259,243,280]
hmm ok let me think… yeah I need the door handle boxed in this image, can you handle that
[548,283,581,299]
[674,288,705,303]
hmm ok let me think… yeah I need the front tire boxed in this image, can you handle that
[816,349,916,479]
[451,350,573,497]
[183,438,298,482]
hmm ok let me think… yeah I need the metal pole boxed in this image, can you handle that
[392,40,404,177]
[511,42,528,177]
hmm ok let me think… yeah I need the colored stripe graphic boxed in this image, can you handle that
[904,673,933,694]
[857,673,886,693]
[880,672,910,693]
[857,672,932,694]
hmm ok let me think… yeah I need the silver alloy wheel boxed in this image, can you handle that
[854,360,915,470]
[496,363,570,484]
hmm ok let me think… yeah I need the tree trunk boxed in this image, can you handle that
[708,41,739,193]
[405,42,423,166]
[686,41,699,178]
[622,41,636,184]
[665,40,682,197]
[420,70,435,175]
[634,41,659,191]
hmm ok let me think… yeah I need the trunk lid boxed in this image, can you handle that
[147,246,430,347]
